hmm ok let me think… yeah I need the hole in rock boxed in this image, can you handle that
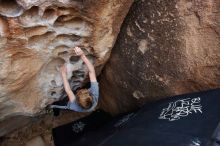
[56,17,85,29]
[73,80,81,84]
[25,26,48,38]
[53,45,70,56]
[58,51,68,56]
[44,57,65,74]
[71,81,81,86]
[28,31,56,47]
[57,7,77,16]
[21,6,39,18]
[71,77,82,82]
[53,16,93,36]
[51,80,57,86]
[19,6,40,26]
[69,56,80,63]
[49,34,81,48]
[55,45,69,50]
[54,17,91,31]
[72,84,81,91]
[43,8,56,20]
[86,54,94,60]
[56,15,75,22]
[80,47,90,54]
[51,91,57,96]
[72,70,85,79]
[56,34,81,42]
[0,0,24,17]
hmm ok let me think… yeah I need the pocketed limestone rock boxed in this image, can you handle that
[0,0,133,136]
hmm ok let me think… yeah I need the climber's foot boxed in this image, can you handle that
[53,108,60,117]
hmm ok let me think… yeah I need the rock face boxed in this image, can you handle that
[99,0,220,114]
[0,0,133,136]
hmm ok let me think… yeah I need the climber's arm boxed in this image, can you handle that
[74,47,97,82]
[60,65,76,102]
[81,55,97,82]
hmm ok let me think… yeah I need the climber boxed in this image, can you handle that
[50,46,99,112]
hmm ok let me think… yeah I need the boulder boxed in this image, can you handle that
[0,0,133,136]
[99,0,220,114]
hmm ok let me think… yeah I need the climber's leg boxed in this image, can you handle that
[50,97,69,116]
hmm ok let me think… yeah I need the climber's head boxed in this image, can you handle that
[76,89,93,109]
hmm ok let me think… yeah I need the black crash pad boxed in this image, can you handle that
[52,88,220,146]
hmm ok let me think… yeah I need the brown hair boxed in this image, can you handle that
[76,89,93,109]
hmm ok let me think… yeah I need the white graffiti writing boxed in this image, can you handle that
[158,97,202,121]
[72,121,86,133]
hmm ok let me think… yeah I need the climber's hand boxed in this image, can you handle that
[59,65,67,76]
[74,46,84,56]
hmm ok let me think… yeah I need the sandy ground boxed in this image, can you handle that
[0,110,90,146]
